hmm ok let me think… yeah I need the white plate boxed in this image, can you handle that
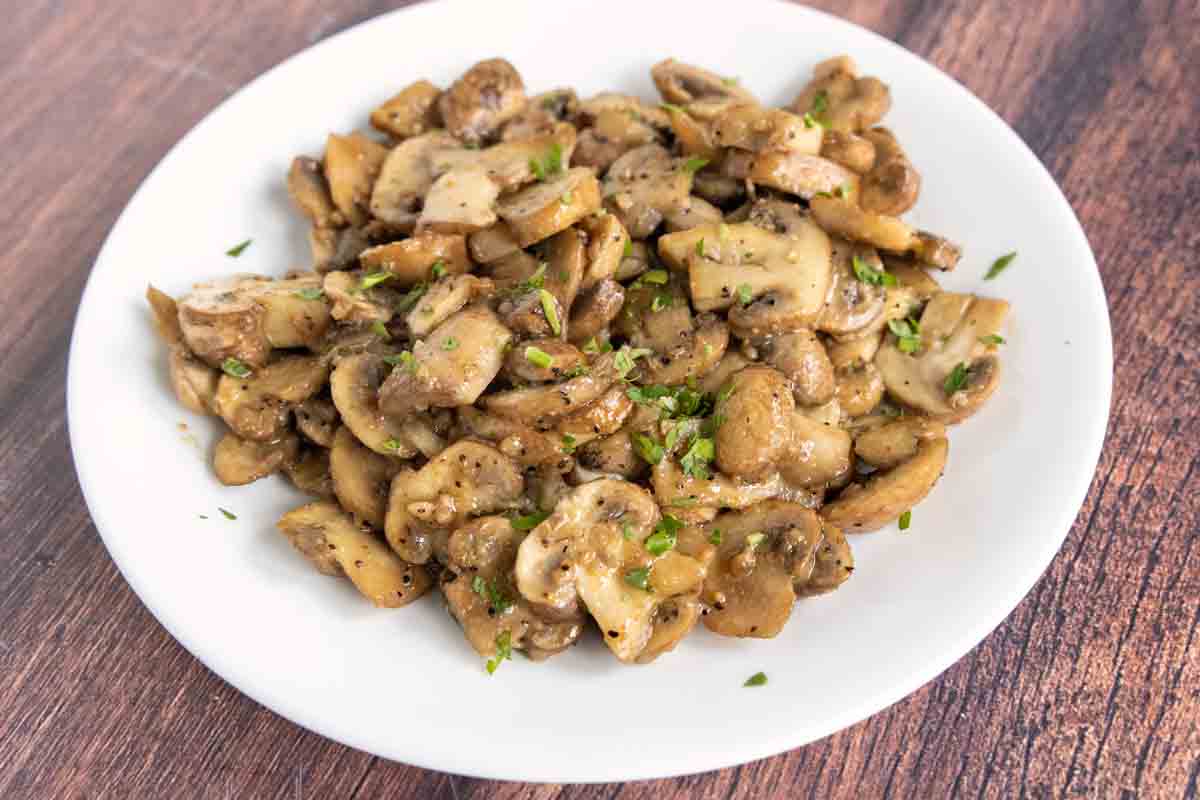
[67,0,1111,783]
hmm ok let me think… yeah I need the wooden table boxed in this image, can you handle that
[2,1,1196,797]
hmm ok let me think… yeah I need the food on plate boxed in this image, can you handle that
[147,55,1011,669]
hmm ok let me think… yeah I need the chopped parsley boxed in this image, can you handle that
[811,90,829,115]
[944,362,971,394]
[539,289,561,335]
[641,269,669,285]
[623,239,634,258]
[472,575,513,614]
[218,507,237,520]
[561,434,577,454]
[802,112,820,129]
[220,358,251,379]
[225,239,252,257]
[386,350,416,372]
[441,337,459,351]
[632,432,664,465]
[524,346,553,369]
[511,264,547,295]
[681,156,710,174]
[650,292,672,313]
[624,567,651,591]
[680,436,715,479]
[708,528,723,546]
[984,251,1017,280]
[745,532,766,549]
[622,521,636,541]
[670,496,697,508]
[430,259,447,278]
[582,336,612,355]
[645,515,683,556]
[382,438,405,452]
[529,143,564,181]
[561,189,573,205]
[660,102,686,114]
[511,510,550,531]
[888,317,922,354]
[614,346,653,380]
[736,283,753,306]
[696,238,706,258]
[396,282,428,312]
[722,75,740,86]
[744,671,768,687]
[294,287,324,300]
[486,630,513,675]
[979,334,1006,346]
[898,510,912,531]
[852,255,898,287]
[361,271,394,290]
[371,320,391,340]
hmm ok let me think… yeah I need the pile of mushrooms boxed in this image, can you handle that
[147,54,1010,668]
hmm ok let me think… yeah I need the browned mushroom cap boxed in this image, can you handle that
[663,196,724,233]
[176,276,273,368]
[759,329,835,406]
[823,433,949,532]
[855,417,947,469]
[796,519,854,597]
[810,195,916,252]
[815,239,888,337]
[858,127,921,216]
[295,395,338,447]
[568,278,625,346]
[651,58,757,105]
[214,354,330,442]
[456,407,574,472]
[358,232,471,288]
[482,349,623,428]
[789,55,891,133]
[213,432,299,486]
[712,103,822,155]
[602,144,695,239]
[369,131,461,230]
[430,122,577,191]
[384,440,524,564]
[554,385,635,448]
[641,313,729,387]
[309,225,371,273]
[503,338,586,383]
[437,58,527,144]
[650,458,819,513]
[287,156,341,228]
[323,132,388,227]
[370,80,442,140]
[834,362,885,417]
[573,109,663,174]
[330,353,418,457]
[700,501,830,638]
[576,212,630,289]
[819,130,876,174]
[875,291,1010,423]
[497,167,602,248]
[278,501,432,607]
[147,285,222,414]
[283,447,335,499]
[575,431,648,481]
[329,425,403,530]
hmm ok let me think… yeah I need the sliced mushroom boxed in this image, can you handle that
[369,79,442,139]
[697,351,752,394]
[820,130,876,174]
[456,407,574,472]
[416,166,500,234]
[330,425,403,529]
[602,144,694,239]
[278,501,432,607]
[810,194,915,252]
[167,348,220,415]
[614,240,651,282]
[860,127,920,216]
[576,212,629,289]
[467,223,521,265]
[567,279,625,346]
[503,338,585,383]
[834,362,884,417]
[651,58,757,105]
[496,282,563,339]
[540,226,587,319]
[295,395,338,447]
[691,168,744,206]
[575,431,647,481]
[324,132,388,227]
[797,518,854,597]
[910,231,962,271]
[749,152,860,200]
[574,92,671,132]
[554,385,634,447]
[662,196,724,233]
[384,441,523,564]
[430,123,577,191]
[214,354,329,441]
[378,305,512,418]
[815,239,888,336]
[496,167,601,247]
[322,271,394,323]
[650,459,820,512]
[855,417,946,469]
[287,156,340,228]
[212,432,299,486]
[309,225,371,273]
[615,277,693,353]
[329,353,418,457]
[823,433,949,532]
[437,58,526,144]
[482,349,621,428]
[759,329,835,406]
[641,314,728,386]
[881,256,942,297]
[700,502,831,638]
[875,291,1010,423]
[789,55,891,133]
[369,131,461,229]
[712,104,822,155]
[574,109,663,173]
[176,276,272,367]
[406,274,494,337]
[357,232,471,287]
[283,447,335,498]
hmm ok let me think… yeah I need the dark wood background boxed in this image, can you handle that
[1,0,1196,797]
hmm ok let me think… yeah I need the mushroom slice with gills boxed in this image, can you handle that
[815,239,887,336]
[405,274,495,337]
[691,168,744,207]
[823,432,949,532]
[146,286,220,414]
[287,156,340,228]
[798,519,854,597]
[576,431,648,481]
[416,166,500,235]
[573,109,663,173]
[614,240,651,282]
[650,459,820,512]
[437,58,527,145]
[662,196,724,233]
[456,407,574,472]
[323,132,388,227]
[369,79,442,140]
[711,103,822,155]
[515,479,707,662]
[295,395,338,447]
[284,446,335,499]
[567,279,625,346]
[697,351,752,394]
[384,440,524,564]
[835,361,885,417]
[788,55,891,133]
[820,129,876,174]
[358,232,471,288]
[855,417,947,470]
[309,225,370,273]
[441,516,584,661]
[651,58,757,105]
[329,353,420,457]
[759,329,835,406]
[602,144,695,239]
[277,501,432,608]
[641,314,729,387]
[875,291,1010,423]
[214,354,330,442]
[378,305,513,418]
[539,226,587,321]
[496,280,564,339]
[910,231,962,271]
[749,152,860,201]
[482,349,623,429]
[881,256,942,297]
[468,222,521,264]
[213,432,299,486]
[503,338,586,384]
[660,102,721,161]
[576,213,629,290]
[859,127,920,216]
[176,275,273,367]
[330,426,404,530]
[496,167,602,248]
[322,271,396,324]
[700,502,831,638]
[430,122,577,191]
[369,131,461,229]
[614,275,692,354]
[554,385,634,448]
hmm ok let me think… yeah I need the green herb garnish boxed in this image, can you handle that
[614,346,653,380]
[736,283,753,305]
[811,90,829,114]
[632,432,664,465]
[681,156,710,174]
[650,292,672,313]
[529,143,564,181]
[441,337,459,351]
[622,521,635,541]
[979,334,1005,346]
[680,437,715,479]
[660,102,686,114]
[623,239,634,258]
[220,358,252,379]
[561,434,577,454]
[887,317,922,354]
[670,496,697,508]
[624,567,651,591]
[360,271,394,290]
[382,438,405,452]
[371,320,391,340]
[539,289,561,335]
[645,515,682,556]
[708,528,722,546]
[486,630,513,675]
[225,239,252,257]
[984,251,1017,280]
[898,510,912,531]
[641,269,669,285]
[430,260,447,279]
[944,362,971,394]
[511,510,550,531]
[396,282,427,312]
[218,507,237,520]
[745,532,766,549]
[852,255,897,287]
[744,671,768,687]
[294,287,324,300]
[524,346,553,369]
[472,575,513,614]
[802,112,819,129]
[696,238,705,258]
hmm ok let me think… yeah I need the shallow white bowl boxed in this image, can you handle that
[68,0,1111,783]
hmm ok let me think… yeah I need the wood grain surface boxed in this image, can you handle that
[1,0,1196,797]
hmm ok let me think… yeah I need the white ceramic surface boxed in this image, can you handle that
[67,0,1111,783]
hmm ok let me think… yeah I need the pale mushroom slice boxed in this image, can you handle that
[815,239,888,336]
[496,167,602,247]
[430,122,577,191]
[329,425,404,530]
[329,353,420,457]
[641,314,729,387]
[309,225,371,273]
[576,212,630,290]
[514,479,709,662]
[437,58,527,144]
[651,58,757,105]
[146,286,220,414]
[287,155,341,228]
[820,130,876,174]
[749,152,860,200]
[214,354,330,442]
[860,127,920,216]
[662,196,724,233]
[321,271,395,324]
[323,132,388,227]
[416,166,500,235]
[712,103,822,155]
[875,291,1010,423]
[700,502,832,638]
[213,432,299,486]
[823,433,949,533]
[835,362,885,417]
[854,417,947,470]
[405,274,494,337]
[456,407,574,472]
[370,131,462,229]
[441,515,584,661]
[377,305,513,418]
[358,231,471,287]
[602,144,695,239]
[384,441,524,564]
[468,222,522,264]
[650,459,820,512]
[574,92,672,132]
[369,79,442,139]
[810,195,916,253]
[788,55,892,133]
[482,349,623,428]
[176,275,273,367]
[554,385,635,449]
[278,501,432,608]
